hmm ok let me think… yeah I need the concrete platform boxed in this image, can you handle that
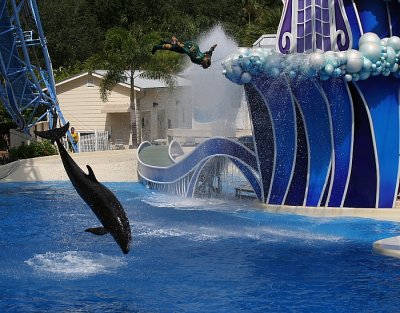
[373,236,400,259]
[0,149,138,183]
[261,204,400,222]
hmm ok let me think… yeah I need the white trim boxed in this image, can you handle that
[245,88,266,203]
[311,0,316,52]
[55,72,88,86]
[334,0,353,51]
[351,0,364,35]
[292,0,298,53]
[341,82,355,208]
[291,93,310,207]
[276,0,295,53]
[282,76,298,205]
[253,83,276,204]
[392,84,400,208]
[314,81,335,207]
[330,0,336,51]
[186,159,206,195]
[54,71,136,91]
[386,2,393,37]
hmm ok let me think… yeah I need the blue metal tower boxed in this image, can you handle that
[0,0,76,151]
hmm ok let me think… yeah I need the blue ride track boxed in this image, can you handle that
[137,138,262,201]
[0,0,76,151]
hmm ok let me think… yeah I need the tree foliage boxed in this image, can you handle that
[86,27,177,102]
[37,0,283,71]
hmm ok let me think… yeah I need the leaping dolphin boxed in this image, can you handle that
[34,123,131,254]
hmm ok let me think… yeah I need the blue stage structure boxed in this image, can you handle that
[139,0,400,208]
[0,0,76,151]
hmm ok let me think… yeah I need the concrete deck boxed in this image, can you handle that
[261,204,400,222]
[0,149,138,183]
[373,236,400,259]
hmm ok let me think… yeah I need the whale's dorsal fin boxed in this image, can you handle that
[86,165,98,182]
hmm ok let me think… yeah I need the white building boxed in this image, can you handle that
[55,71,191,149]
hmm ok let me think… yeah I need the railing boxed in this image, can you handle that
[77,130,109,153]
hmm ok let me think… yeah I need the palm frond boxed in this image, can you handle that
[100,69,125,102]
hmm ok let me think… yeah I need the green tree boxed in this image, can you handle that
[87,27,178,147]
[242,0,261,26]
[38,0,103,68]
[0,103,15,150]
[241,5,282,46]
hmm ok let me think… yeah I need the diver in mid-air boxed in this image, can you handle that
[152,36,217,69]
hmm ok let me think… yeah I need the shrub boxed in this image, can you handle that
[6,140,58,163]
[0,154,12,165]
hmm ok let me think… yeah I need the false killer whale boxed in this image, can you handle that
[34,123,131,254]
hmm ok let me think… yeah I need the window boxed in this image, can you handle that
[153,102,159,108]
[87,79,94,87]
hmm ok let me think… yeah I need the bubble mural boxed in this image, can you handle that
[138,0,400,209]
[222,33,400,85]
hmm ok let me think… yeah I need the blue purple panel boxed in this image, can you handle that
[388,1,400,36]
[354,76,400,208]
[344,83,377,208]
[290,78,332,206]
[353,0,391,38]
[254,76,296,205]
[321,78,353,207]
[343,0,362,49]
[245,83,275,202]
[285,103,308,206]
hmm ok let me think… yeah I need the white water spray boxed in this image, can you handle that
[178,25,244,137]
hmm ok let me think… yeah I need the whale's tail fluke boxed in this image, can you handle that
[34,122,69,141]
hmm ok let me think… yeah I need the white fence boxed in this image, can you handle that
[78,130,109,152]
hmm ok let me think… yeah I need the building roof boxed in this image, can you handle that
[54,70,191,91]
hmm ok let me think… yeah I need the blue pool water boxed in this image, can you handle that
[1,181,400,312]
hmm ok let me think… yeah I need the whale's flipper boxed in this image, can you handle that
[85,227,109,235]
[86,165,98,182]
[34,122,69,141]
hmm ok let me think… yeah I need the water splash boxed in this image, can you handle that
[177,25,243,136]
[141,191,228,208]
[25,251,127,279]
